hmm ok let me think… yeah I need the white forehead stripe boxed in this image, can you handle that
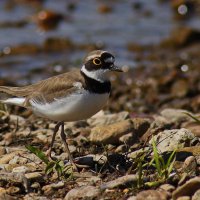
[85,51,107,62]
[104,57,115,63]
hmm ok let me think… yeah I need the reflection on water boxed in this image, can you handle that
[0,0,199,84]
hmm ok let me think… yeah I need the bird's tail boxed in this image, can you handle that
[0,86,26,107]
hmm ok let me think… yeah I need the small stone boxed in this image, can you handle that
[25,172,43,182]
[136,189,168,200]
[64,186,101,200]
[181,156,197,176]
[9,114,26,126]
[0,147,6,156]
[177,197,190,200]
[183,122,200,137]
[6,186,20,195]
[115,144,127,153]
[119,133,134,144]
[87,111,129,127]
[192,189,200,200]
[172,177,200,199]
[160,108,192,124]
[159,184,175,192]
[0,151,24,164]
[100,175,138,190]
[127,196,137,200]
[90,118,150,145]
[12,166,29,173]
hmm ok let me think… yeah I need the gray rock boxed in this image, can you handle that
[149,128,195,153]
[172,177,200,199]
[160,108,192,123]
[64,186,101,200]
[100,175,138,190]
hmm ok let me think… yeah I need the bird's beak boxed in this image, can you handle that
[110,65,123,72]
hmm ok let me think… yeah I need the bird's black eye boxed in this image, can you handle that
[93,58,101,65]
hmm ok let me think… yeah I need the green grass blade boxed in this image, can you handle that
[26,145,49,164]
[183,112,200,124]
[152,137,161,175]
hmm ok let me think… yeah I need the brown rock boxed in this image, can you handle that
[172,177,200,199]
[136,190,168,200]
[171,79,189,98]
[178,146,200,156]
[89,118,150,145]
[183,122,200,137]
[181,156,197,176]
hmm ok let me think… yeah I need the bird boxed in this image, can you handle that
[0,50,122,169]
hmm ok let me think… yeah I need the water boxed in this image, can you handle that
[0,0,199,84]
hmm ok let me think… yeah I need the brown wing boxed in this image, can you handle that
[0,70,85,106]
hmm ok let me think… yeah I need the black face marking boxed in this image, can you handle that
[80,71,111,94]
[85,52,115,71]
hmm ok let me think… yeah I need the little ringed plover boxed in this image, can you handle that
[0,50,122,169]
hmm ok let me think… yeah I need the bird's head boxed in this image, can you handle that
[81,50,122,82]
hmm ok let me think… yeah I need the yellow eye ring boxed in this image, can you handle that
[93,58,101,65]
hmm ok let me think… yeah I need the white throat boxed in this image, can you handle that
[81,65,109,82]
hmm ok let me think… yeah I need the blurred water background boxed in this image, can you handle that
[0,0,200,84]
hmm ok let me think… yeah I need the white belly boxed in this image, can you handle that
[30,91,109,122]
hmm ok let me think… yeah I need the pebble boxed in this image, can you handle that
[87,111,129,127]
[25,172,43,182]
[192,189,200,200]
[160,108,192,124]
[90,118,150,145]
[181,156,197,176]
[64,186,101,200]
[12,166,29,173]
[177,197,190,200]
[136,189,168,200]
[159,184,175,192]
[0,151,24,164]
[172,177,200,199]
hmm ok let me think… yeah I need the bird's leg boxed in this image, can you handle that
[46,122,62,159]
[60,122,79,170]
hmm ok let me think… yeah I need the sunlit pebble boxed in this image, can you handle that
[122,65,130,72]
[181,64,189,72]
[178,4,188,15]
[54,65,63,72]
[3,47,11,55]
[126,78,132,85]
